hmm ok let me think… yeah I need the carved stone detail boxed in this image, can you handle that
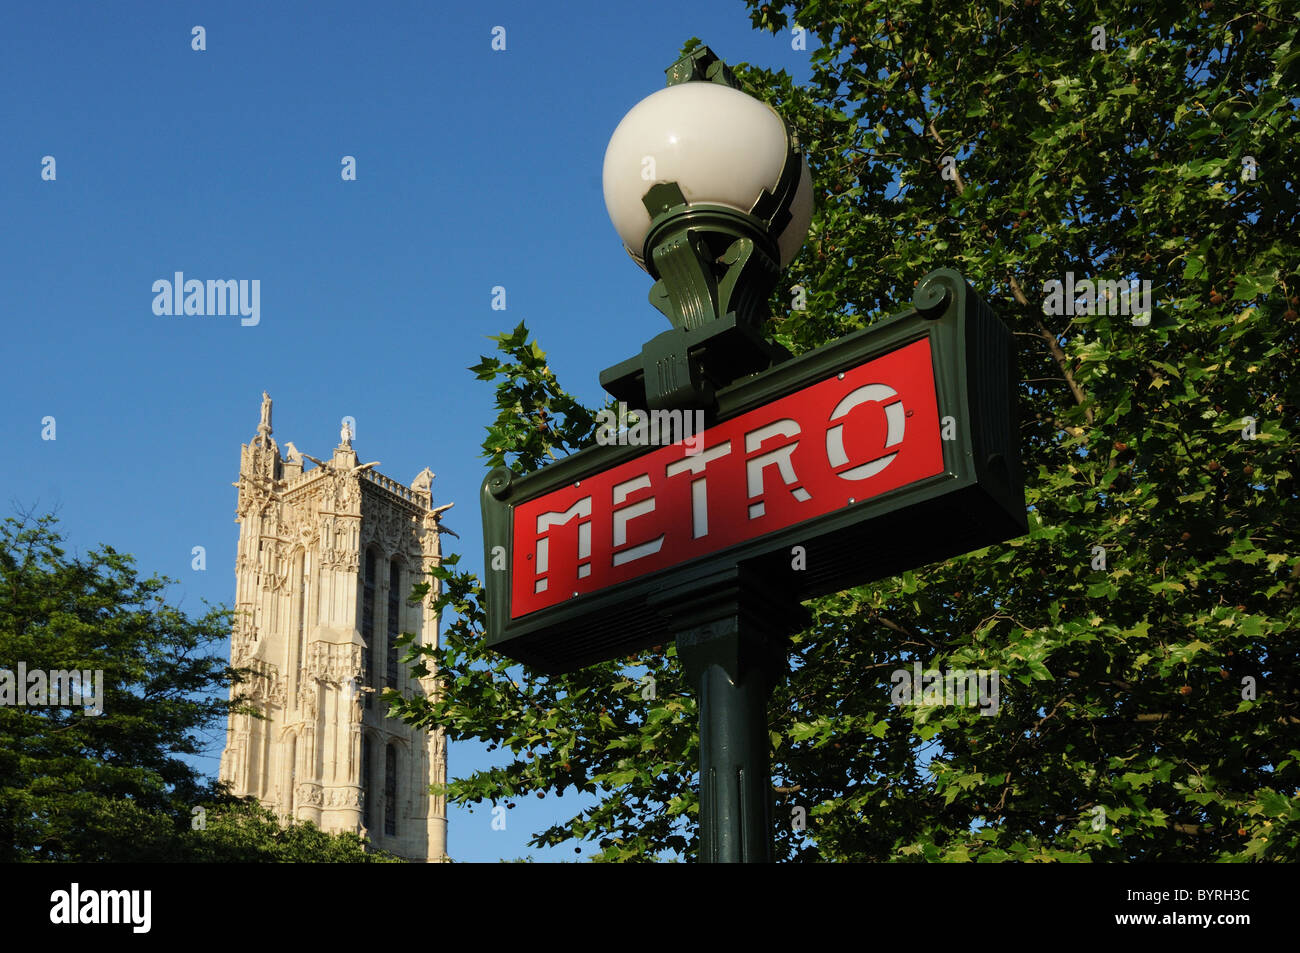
[231,615,256,665]
[238,658,283,705]
[306,642,363,685]
[324,787,362,809]
[298,677,318,721]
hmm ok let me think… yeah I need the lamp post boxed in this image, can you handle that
[600,45,813,862]
[477,44,1023,866]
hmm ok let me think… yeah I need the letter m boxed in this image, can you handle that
[1095,279,1125,315]
[48,669,80,706]
[949,670,974,706]
[207,279,239,316]
[533,498,592,594]
[101,890,130,923]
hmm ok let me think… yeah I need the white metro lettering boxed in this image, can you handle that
[611,475,664,566]
[745,419,812,519]
[534,497,592,592]
[511,336,945,619]
[664,440,733,538]
[826,384,905,480]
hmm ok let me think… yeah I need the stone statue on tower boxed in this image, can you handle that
[259,391,273,434]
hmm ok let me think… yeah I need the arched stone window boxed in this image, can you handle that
[386,559,401,689]
[361,548,377,709]
[294,550,307,685]
[384,743,398,837]
[361,733,374,829]
[286,733,297,817]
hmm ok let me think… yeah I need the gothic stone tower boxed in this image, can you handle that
[219,393,452,862]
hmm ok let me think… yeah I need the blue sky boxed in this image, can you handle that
[1,0,816,861]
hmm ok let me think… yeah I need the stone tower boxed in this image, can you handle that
[218,393,452,861]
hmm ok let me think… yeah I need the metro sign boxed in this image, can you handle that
[481,270,1026,673]
[512,337,943,616]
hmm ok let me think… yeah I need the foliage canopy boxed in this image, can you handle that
[393,1,1299,861]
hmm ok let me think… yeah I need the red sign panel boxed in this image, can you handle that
[510,337,944,618]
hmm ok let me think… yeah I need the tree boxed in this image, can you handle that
[0,513,395,862]
[186,803,403,863]
[392,2,1299,861]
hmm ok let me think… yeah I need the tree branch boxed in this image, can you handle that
[1030,311,1095,426]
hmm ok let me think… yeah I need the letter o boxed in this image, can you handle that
[825,384,905,480]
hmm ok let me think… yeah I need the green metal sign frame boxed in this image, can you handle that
[480,268,1025,674]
